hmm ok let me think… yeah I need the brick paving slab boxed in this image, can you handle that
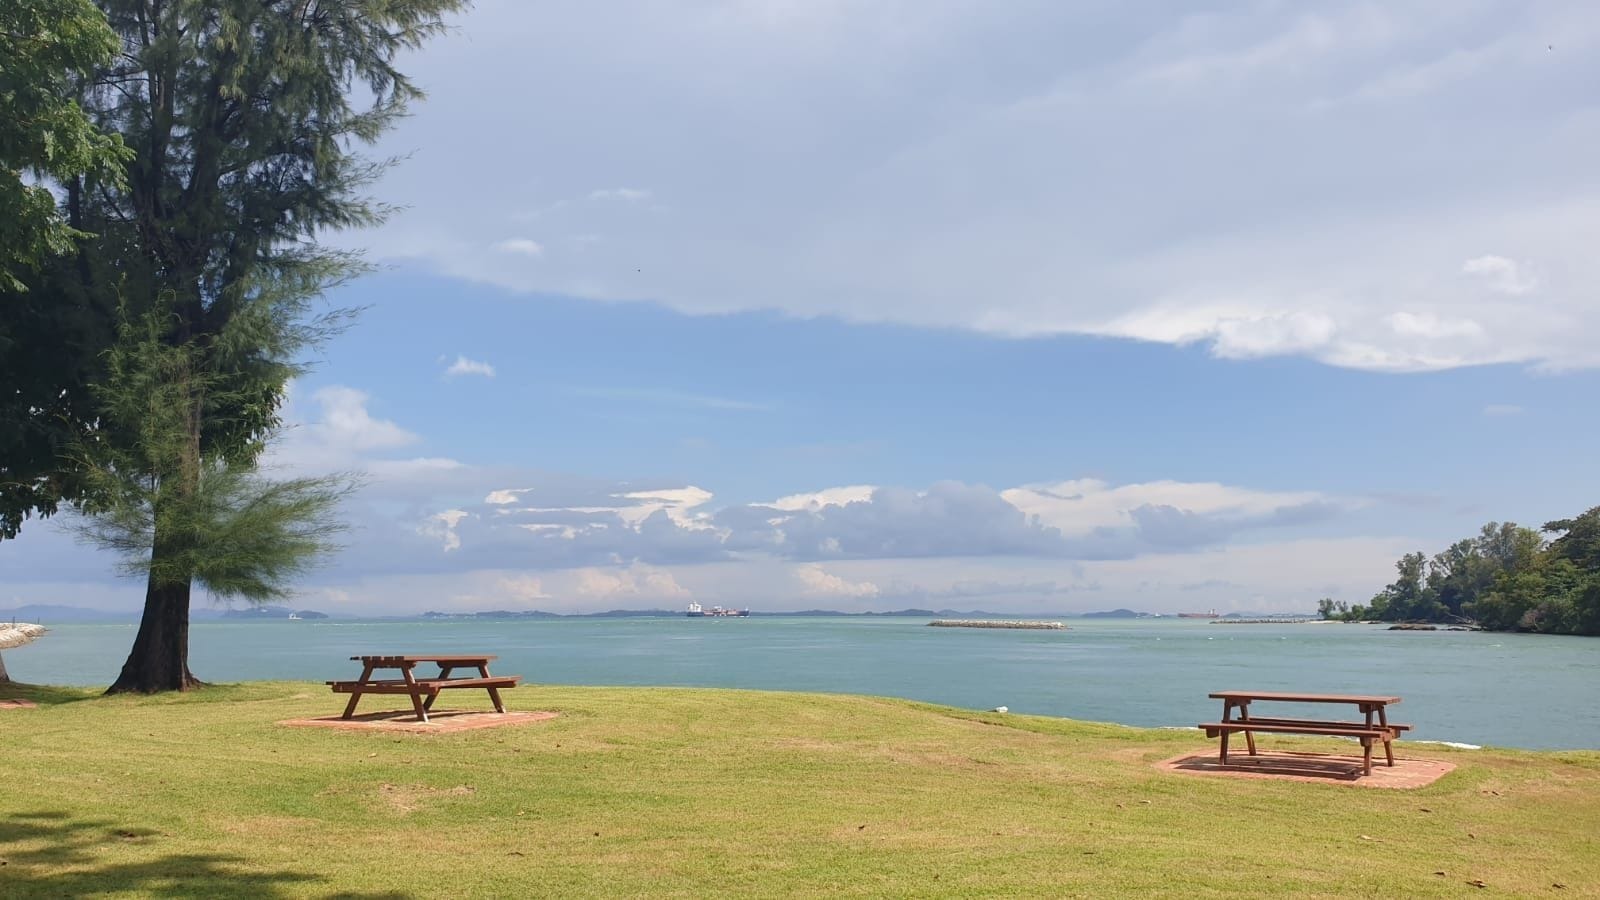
[0,699,39,709]
[280,709,558,733]
[1158,750,1456,788]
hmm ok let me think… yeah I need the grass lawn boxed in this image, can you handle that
[2,681,1596,898]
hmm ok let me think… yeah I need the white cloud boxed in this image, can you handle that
[443,355,496,378]
[311,386,418,452]
[1462,255,1537,296]
[268,385,419,470]
[495,574,550,602]
[576,565,690,600]
[999,479,1336,538]
[794,564,880,598]
[589,187,652,201]
[567,386,771,412]
[493,238,544,257]
[419,509,470,552]
[349,1,1600,373]
[769,485,876,512]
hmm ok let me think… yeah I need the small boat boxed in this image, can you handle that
[686,602,749,618]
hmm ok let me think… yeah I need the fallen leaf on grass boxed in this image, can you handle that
[1466,879,1486,888]
[1358,835,1383,842]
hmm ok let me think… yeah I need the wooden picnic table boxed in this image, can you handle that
[1198,690,1411,776]
[327,654,521,723]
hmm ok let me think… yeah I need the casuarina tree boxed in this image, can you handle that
[51,0,466,692]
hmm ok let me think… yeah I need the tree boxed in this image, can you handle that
[54,0,466,692]
[0,0,126,290]
[1366,551,1441,622]
[1539,508,1600,635]
[72,305,350,687]
[1315,597,1350,621]
[0,0,129,540]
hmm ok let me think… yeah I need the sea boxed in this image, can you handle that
[8,616,1597,750]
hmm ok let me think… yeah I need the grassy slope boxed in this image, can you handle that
[1,681,1596,898]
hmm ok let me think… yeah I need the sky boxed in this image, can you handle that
[5,0,1600,616]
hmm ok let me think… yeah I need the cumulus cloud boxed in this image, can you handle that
[794,564,880,598]
[576,565,689,600]
[419,510,470,552]
[443,355,496,378]
[267,385,420,470]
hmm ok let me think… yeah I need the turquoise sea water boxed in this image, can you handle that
[9,617,1597,750]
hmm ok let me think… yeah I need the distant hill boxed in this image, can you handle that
[219,606,329,620]
[1080,608,1153,619]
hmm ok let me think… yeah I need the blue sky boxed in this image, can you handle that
[5,0,1599,615]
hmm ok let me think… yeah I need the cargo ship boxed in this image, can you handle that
[1177,609,1220,619]
[686,602,750,618]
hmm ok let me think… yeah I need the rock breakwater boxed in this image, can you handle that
[928,620,1066,630]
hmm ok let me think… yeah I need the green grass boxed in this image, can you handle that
[1,681,1596,898]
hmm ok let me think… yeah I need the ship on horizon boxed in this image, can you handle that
[1177,609,1220,619]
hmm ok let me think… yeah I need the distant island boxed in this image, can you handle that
[220,606,328,620]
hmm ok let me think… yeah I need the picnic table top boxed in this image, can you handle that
[350,654,498,664]
[1210,690,1401,705]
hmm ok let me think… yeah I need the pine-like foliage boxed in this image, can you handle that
[73,304,353,602]
[50,0,469,691]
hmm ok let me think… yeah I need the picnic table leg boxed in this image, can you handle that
[423,666,454,712]
[1361,737,1373,776]
[1220,728,1230,764]
[399,663,430,723]
[1378,706,1395,766]
[1237,700,1257,756]
[479,662,507,713]
[341,663,374,719]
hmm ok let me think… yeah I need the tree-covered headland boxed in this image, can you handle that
[1318,507,1600,635]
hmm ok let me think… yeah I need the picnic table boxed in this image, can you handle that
[1198,690,1412,776]
[327,654,521,723]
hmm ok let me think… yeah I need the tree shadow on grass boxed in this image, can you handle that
[0,682,100,706]
[0,810,413,899]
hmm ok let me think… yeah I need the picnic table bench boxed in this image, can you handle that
[327,654,521,723]
[1198,690,1411,776]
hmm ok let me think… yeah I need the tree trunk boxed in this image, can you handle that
[0,651,9,683]
[105,559,201,694]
